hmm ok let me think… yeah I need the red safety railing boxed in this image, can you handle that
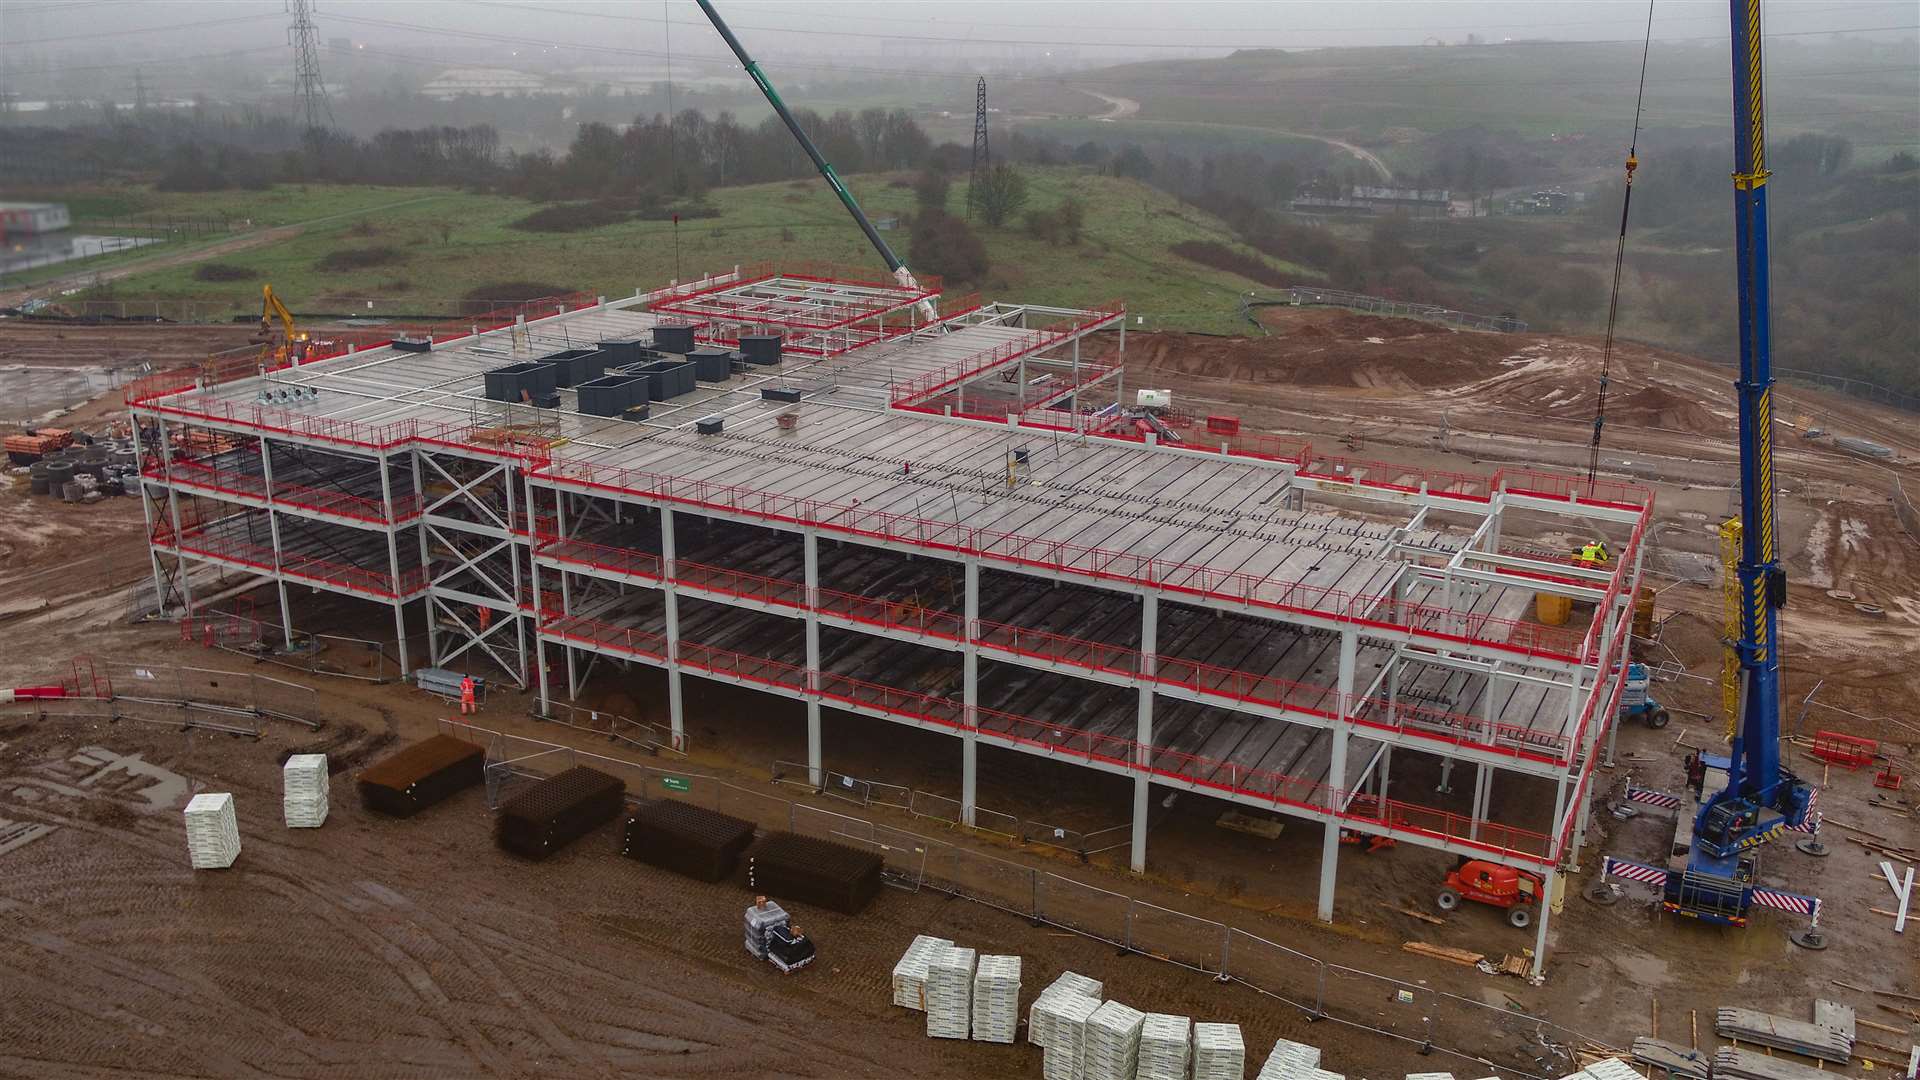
[975,620,1144,679]
[1302,454,1494,501]
[153,522,428,599]
[1491,466,1654,513]
[815,588,967,640]
[1810,731,1877,769]
[533,610,1559,861]
[145,456,423,525]
[672,560,807,608]
[891,301,1126,407]
[536,534,665,580]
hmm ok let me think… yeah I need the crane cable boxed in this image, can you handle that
[1586,0,1657,494]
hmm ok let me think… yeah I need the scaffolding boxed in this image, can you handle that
[128,264,1654,976]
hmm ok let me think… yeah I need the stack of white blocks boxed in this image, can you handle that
[282,754,330,828]
[925,944,977,1040]
[1194,1022,1247,1080]
[183,792,241,869]
[1136,1012,1192,1080]
[1258,1038,1342,1080]
[1030,971,1104,1049]
[891,934,953,1011]
[970,954,1022,1043]
[1040,992,1101,1080]
[1083,1000,1146,1080]
[1407,1073,1458,1080]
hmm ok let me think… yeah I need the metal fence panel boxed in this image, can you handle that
[923,842,1037,916]
[791,802,875,849]
[1127,900,1227,974]
[1222,929,1326,1014]
[715,780,793,832]
[1036,872,1130,946]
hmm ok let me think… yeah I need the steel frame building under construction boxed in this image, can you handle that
[127,263,1652,973]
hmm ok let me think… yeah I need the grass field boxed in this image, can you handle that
[68,169,1316,334]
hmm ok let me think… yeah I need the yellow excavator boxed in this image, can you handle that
[251,284,310,368]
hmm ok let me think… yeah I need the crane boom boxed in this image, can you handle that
[693,0,928,301]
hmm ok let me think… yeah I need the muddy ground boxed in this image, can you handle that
[0,313,1915,1079]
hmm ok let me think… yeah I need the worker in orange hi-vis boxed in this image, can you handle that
[460,675,477,715]
[476,605,493,632]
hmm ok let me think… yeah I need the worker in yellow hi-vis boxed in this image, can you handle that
[1576,540,1610,567]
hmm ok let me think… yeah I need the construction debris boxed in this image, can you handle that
[1630,1038,1710,1080]
[1402,941,1485,967]
[1714,1005,1853,1064]
[1711,1046,1834,1080]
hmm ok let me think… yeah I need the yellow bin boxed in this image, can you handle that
[1535,592,1572,626]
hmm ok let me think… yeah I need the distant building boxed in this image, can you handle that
[1506,189,1574,216]
[421,68,545,100]
[0,202,71,235]
[1290,186,1452,218]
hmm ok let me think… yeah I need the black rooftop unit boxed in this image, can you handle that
[739,334,783,366]
[596,338,646,366]
[483,362,559,403]
[688,347,734,382]
[631,357,696,400]
[761,386,801,403]
[391,335,432,353]
[652,323,697,353]
[538,348,605,388]
[695,415,724,435]
[576,374,649,417]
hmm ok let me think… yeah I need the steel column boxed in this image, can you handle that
[961,558,981,825]
[255,435,295,650]
[377,450,411,676]
[662,506,685,743]
[1318,628,1358,922]
[1131,593,1159,873]
[805,531,824,789]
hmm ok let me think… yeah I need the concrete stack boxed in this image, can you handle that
[1029,971,1103,1049]
[281,754,330,828]
[1039,992,1101,1080]
[1193,1022,1247,1080]
[1135,1013,1191,1080]
[890,934,953,1011]
[183,792,241,869]
[1257,1038,1338,1080]
[1083,1000,1145,1080]
[925,944,977,1040]
[969,954,1022,1043]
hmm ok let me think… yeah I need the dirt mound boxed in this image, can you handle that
[1113,309,1521,392]
[1606,385,1722,435]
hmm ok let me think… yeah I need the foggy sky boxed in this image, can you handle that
[4,0,1916,67]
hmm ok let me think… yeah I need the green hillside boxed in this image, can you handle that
[67,169,1314,334]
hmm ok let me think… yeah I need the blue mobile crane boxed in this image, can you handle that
[1603,0,1822,937]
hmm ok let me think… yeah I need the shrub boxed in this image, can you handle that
[909,209,990,283]
[508,202,629,233]
[1025,196,1086,246]
[970,164,1028,227]
[913,169,950,211]
[314,245,407,272]
[192,262,253,282]
[1168,240,1290,287]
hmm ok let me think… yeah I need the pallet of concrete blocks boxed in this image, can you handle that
[970,954,1022,1043]
[184,792,242,869]
[1135,1013,1192,1080]
[1257,1038,1338,1080]
[744,897,789,960]
[744,830,884,915]
[282,754,330,828]
[924,943,976,1040]
[1029,971,1103,1049]
[1039,992,1101,1080]
[494,766,626,860]
[357,734,484,817]
[1575,1060,1643,1080]
[1083,1000,1146,1080]
[1193,1022,1247,1080]
[620,798,755,881]
[891,934,953,1010]
[1406,1073,1457,1080]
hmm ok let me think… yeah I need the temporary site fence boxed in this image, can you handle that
[770,758,1120,855]
[179,606,404,684]
[531,699,687,757]
[1251,287,1529,334]
[446,718,1605,1078]
[10,657,336,736]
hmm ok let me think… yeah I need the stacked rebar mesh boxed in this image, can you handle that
[494,766,625,860]
[619,799,756,881]
[970,954,1022,1043]
[1136,1013,1192,1080]
[183,792,241,869]
[281,754,329,828]
[1193,1022,1247,1080]
[744,897,789,960]
[891,934,954,1010]
[357,734,484,817]
[1039,993,1101,1080]
[924,944,977,1040]
[744,831,883,914]
[1083,1000,1145,1080]
[1029,971,1104,1050]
